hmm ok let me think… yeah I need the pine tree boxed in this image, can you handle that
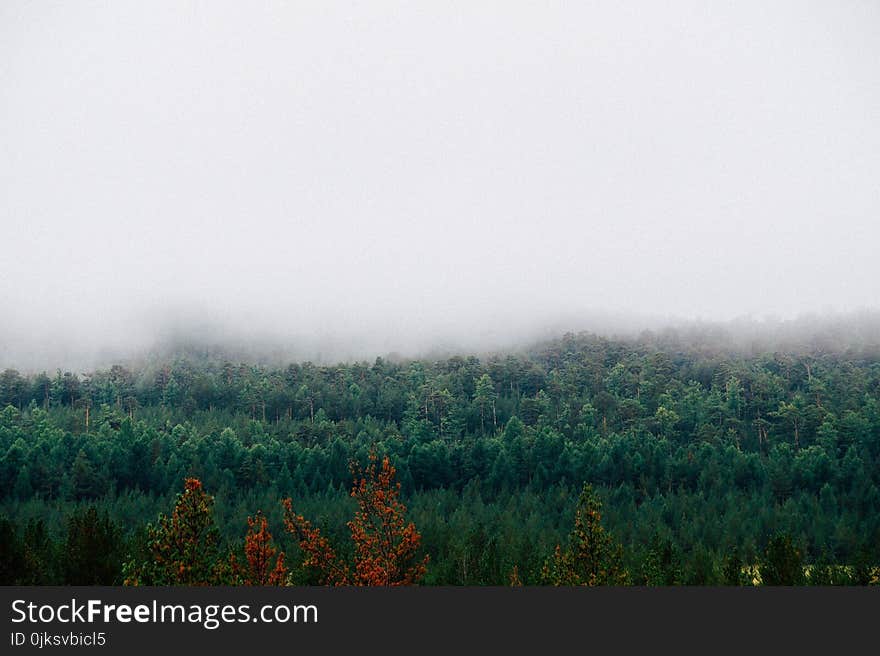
[124,478,232,585]
[283,453,428,586]
[759,533,805,586]
[474,374,497,435]
[234,511,287,585]
[63,507,122,585]
[541,483,628,585]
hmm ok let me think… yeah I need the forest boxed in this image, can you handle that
[1,329,879,585]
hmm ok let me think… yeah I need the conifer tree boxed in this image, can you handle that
[124,478,232,585]
[283,453,428,585]
[234,511,287,585]
[541,483,628,585]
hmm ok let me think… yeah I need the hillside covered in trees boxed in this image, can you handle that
[2,329,879,585]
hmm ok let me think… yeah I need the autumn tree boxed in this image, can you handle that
[541,483,628,585]
[283,453,428,586]
[348,454,428,585]
[508,565,523,586]
[281,501,349,585]
[234,511,288,585]
[124,478,232,585]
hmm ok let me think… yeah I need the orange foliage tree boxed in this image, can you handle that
[283,453,428,585]
[234,511,288,586]
[508,565,523,586]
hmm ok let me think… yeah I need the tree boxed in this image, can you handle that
[281,501,348,585]
[721,548,749,586]
[71,449,103,500]
[124,478,231,585]
[474,374,498,435]
[541,483,628,585]
[348,454,428,585]
[235,511,288,585]
[508,565,523,586]
[63,507,122,585]
[773,398,806,450]
[283,453,428,586]
[0,517,25,584]
[0,369,27,409]
[20,519,56,585]
[759,533,805,586]
[653,406,680,440]
[641,533,682,585]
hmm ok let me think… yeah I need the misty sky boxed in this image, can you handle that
[2,2,879,367]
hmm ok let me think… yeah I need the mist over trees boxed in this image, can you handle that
[1,325,878,585]
[3,1,879,589]
[2,310,879,375]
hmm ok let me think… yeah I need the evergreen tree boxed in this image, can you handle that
[124,478,232,585]
[760,534,805,586]
[63,507,123,584]
[541,483,628,585]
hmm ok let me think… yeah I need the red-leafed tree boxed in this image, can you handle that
[234,511,288,586]
[281,500,351,585]
[348,453,428,585]
[283,453,428,586]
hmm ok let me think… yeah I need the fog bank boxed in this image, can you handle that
[2,2,879,370]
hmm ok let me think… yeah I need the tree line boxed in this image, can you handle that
[1,331,879,584]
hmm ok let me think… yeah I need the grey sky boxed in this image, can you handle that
[2,2,879,367]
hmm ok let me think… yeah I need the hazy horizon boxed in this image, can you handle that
[3,2,879,369]
[2,309,879,373]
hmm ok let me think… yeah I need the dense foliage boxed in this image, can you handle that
[1,330,879,584]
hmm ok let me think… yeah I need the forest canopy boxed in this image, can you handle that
[1,329,879,585]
